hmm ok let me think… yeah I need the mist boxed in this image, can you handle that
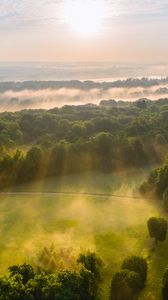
[1,78,168,111]
[0,171,162,274]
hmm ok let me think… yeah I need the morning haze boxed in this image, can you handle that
[0,1,168,300]
[0,0,168,63]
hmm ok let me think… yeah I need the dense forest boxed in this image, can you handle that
[0,98,168,188]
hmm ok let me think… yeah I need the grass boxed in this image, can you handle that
[0,170,166,299]
[11,169,150,195]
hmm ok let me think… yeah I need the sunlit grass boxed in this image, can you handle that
[0,170,166,299]
[11,170,149,194]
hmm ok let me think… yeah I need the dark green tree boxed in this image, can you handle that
[121,256,147,284]
[147,217,167,245]
[110,270,143,300]
[163,188,168,212]
[18,146,42,182]
[77,251,102,281]
[0,262,99,300]
[8,263,35,284]
[162,267,168,300]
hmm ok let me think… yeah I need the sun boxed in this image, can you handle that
[63,0,105,36]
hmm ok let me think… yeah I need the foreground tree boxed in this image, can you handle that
[147,217,167,245]
[8,263,35,284]
[77,251,102,281]
[163,188,168,212]
[162,268,168,300]
[0,258,101,300]
[121,256,147,284]
[110,270,143,300]
[110,256,147,300]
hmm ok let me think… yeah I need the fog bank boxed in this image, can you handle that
[0,78,168,111]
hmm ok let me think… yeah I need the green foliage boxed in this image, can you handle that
[156,165,168,199]
[140,158,168,200]
[162,268,168,300]
[57,269,97,300]
[8,263,35,284]
[147,217,167,243]
[77,251,102,281]
[121,256,147,284]
[110,255,147,300]
[19,146,42,182]
[110,269,143,300]
[0,99,167,188]
[0,261,100,300]
[163,188,168,212]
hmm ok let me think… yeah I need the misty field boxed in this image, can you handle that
[0,171,167,299]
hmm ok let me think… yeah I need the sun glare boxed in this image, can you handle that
[63,0,105,36]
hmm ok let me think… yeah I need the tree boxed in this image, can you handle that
[162,268,168,300]
[110,270,143,300]
[156,164,168,199]
[56,269,97,300]
[77,251,102,281]
[121,256,147,284]
[130,139,148,167]
[8,263,35,285]
[18,146,42,182]
[25,273,59,300]
[91,132,113,172]
[0,263,99,300]
[163,188,168,212]
[147,217,167,245]
[140,157,168,200]
[79,268,98,300]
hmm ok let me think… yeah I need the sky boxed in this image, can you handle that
[0,0,168,62]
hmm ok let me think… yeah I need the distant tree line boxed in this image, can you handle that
[1,78,168,93]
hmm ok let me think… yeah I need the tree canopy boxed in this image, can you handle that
[147,217,167,244]
[0,99,168,188]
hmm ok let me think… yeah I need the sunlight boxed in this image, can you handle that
[62,0,105,36]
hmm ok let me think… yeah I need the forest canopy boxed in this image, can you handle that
[0,98,168,187]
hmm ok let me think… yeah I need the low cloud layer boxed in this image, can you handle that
[0,78,168,111]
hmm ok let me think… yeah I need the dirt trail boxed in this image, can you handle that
[0,191,141,199]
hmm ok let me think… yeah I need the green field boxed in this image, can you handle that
[0,171,167,299]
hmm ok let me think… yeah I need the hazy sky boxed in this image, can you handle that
[0,0,168,62]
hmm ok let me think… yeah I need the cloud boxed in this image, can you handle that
[0,0,168,63]
[0,0,61,30]
[110,0,168,16]
[0,0,168,31]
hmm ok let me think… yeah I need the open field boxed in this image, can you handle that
[10,170,151,195]
[0,171,167,299]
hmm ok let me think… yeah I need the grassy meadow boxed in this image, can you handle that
[0,170,167,299]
